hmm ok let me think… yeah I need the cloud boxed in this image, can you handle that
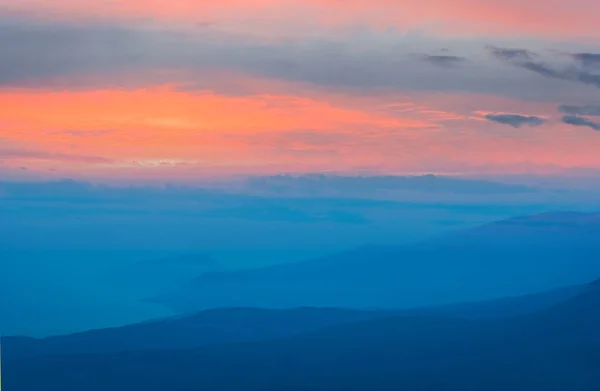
[573,71,600,88]
[0,19,180,86]
[420,55,467,68]
[558,105,600,116]
[570,53,600,69]
[484,113,545,128]
[486,46,536,62]
[518,61,564,79]
[269,131,354,147]
[0,148,112,163]
[561,115,600,131]
[47,130,119,138]
[2,17,600,103]
[235,130,356,148]
[489,46,600,89]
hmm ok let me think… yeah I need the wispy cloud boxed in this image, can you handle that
[0,147,112,163]
[489,46,600,89]
[47,130,119,138]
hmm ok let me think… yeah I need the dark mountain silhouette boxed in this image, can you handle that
[402,281,591,318]
[1,308,399,359]
[5,278,600,391]
[154,212,600,313]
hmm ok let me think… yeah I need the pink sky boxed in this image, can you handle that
[5,0,600,38]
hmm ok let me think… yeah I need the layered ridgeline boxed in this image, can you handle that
[4,277,600,391]
[5,211,600,390]
[2,278,597,359]
[153,212,600,312]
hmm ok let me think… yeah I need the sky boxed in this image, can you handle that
[1,0,600,181]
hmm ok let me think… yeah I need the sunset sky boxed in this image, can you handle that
[2,0,600,181]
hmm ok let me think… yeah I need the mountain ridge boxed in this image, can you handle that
[154,211,600,313]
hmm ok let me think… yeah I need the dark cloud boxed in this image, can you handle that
[485,114,545,128]
[558,105,600,116]
[573,71,600,88]
[523,61,600,89]
[420,55,467,68]
[570,53,600,69]
[489,46,600,89]
[561,115,600,131]
[486,46,536,62]
[518,61,564,79]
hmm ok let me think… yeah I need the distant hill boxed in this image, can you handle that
[4,278,596,360]
[245,174,535,196]
[438,211,600,246]
[153,211,600,313]
[5,278,600,391]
